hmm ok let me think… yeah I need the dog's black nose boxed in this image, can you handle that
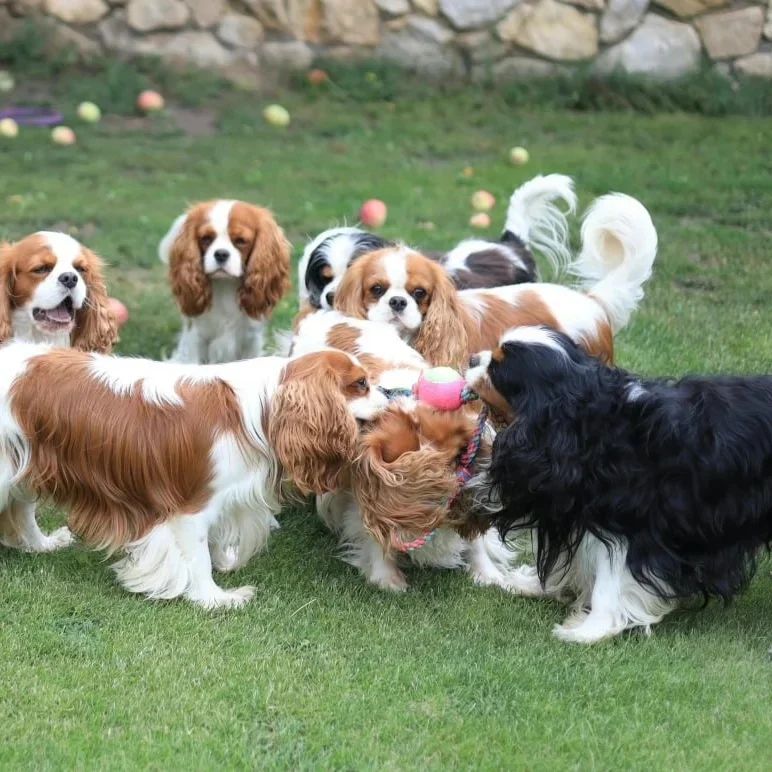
[469,354,481,369]
[389,296,407,312]
[214,249,230,264]
[58,272,78,289]
[325,290,335,306]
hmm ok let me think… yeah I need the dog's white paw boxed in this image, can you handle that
[553,615,617,644]
[192,585,255,610]
[36,526,75,553]
[369,566,409,593]
[469,565,511,589]
[500,565,548,597]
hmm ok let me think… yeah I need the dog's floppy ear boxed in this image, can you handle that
[0,242,15,343]
[165,209,212,317]
[238,206,291,320]
[413,261,469,370]
[270,352,359,496]
[333,258,369,318]
[351,406,462,550]
[71,248,119,353]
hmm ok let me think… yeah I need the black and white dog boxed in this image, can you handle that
[297,174,576,311]
[467,325,772,644]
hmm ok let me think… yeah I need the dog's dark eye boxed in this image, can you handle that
[370,284,385,298]
[233,237,248,249]
[356,377,368,390]
[412,287,427,301]
[32,265,52,275]
[200,235,214,249]
[75,265,87,274]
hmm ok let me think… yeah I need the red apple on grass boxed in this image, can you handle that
[137,90,165,113]
[307,69,329,85]
[107,298,129,328]
[471,190,495,212]
[469,212,491,229]
[51,126,76,145]
[359,199,387,228]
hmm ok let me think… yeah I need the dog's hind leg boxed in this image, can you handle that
[466,528,520,589]
[553,537,630,644]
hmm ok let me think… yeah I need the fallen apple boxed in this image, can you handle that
[77,101,102,123]
[471,190,495,212]
[263,104,290,128]
[107,297,129,328]
[359,199,387,228]
[0,118,19,138]
[137,90,165,113]
[0,70,14,93]
[509,146,529,166]
[307,69,329,86]
[51,126,76,145]
[469,212,491,229]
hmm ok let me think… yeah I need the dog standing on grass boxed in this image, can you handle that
[467,325,772,643]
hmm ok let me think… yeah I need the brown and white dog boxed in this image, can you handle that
[293,310,512,592]
[0,343,383,607]
[0,231,118,352]
[333,193,657,372]
[159,200,291,364]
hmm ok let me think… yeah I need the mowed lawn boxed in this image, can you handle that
[0,86,770,769]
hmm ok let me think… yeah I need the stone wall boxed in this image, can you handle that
[1,0,771,84]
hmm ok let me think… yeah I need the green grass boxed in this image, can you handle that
[0,74,771,769]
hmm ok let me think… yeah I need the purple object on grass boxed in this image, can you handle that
[0,106,64,126]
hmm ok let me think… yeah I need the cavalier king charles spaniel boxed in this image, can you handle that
[297,174,576,313]
[292,310,512,592]
[466,325,772,643]
[0,343,383,607]
[0,231,118,352]
[333,193,657,372]
[159,199,291,364]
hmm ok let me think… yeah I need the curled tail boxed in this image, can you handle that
[570,193,657,334]
[503,174,577,275]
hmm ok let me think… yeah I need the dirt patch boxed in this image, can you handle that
[100,107,218,137]
[168,107,218,137]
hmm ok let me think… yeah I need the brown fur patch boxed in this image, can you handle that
[10,349,242,551]
[327,322,361,353]
[463,291,561,354]
[582,319,614,365]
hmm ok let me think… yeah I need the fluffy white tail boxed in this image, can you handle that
[570,193,658,334]
[504,174,577,275]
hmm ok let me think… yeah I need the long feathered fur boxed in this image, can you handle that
[485,327,772,604]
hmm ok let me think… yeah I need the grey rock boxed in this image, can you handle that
[595,13,700,79]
